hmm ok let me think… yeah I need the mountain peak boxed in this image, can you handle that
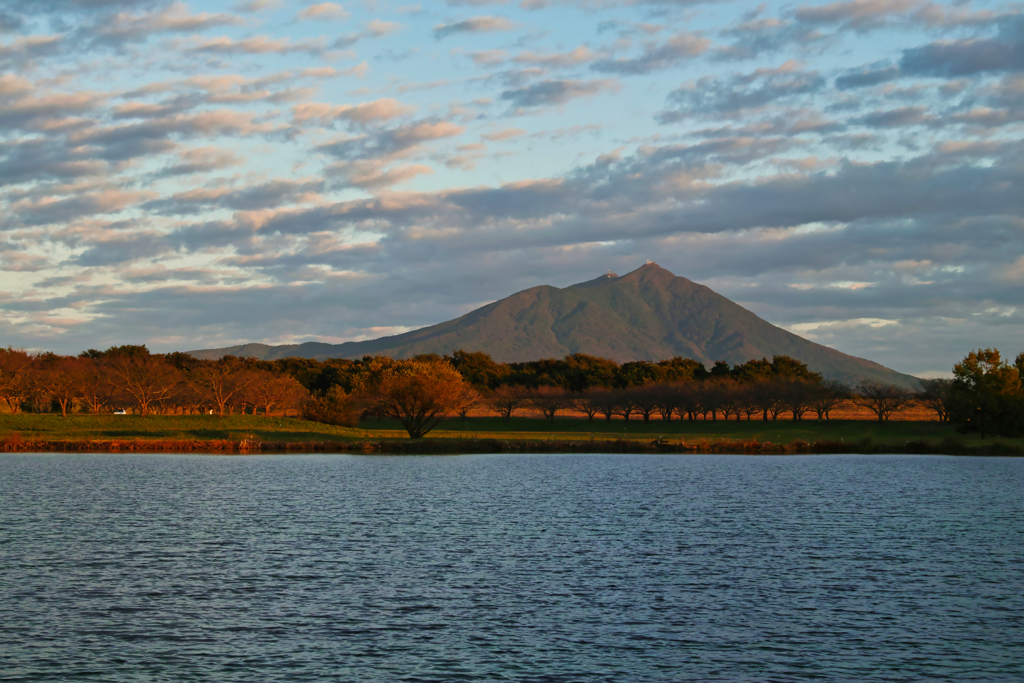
[618,261,678,283]
[188,266,920,388]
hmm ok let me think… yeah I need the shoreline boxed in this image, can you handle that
[1,436,1021,456]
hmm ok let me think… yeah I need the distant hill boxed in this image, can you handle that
[189,264,920,388]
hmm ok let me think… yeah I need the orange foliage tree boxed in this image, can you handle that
[186,357,254,417]
[358,358,473,438]
[106,351,182,416]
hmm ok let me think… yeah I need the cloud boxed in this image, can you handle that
[327,161,433,188]
[292,98,415,127]
[0,35,63,69]
[13,189,156,226]
[658,62,824,122]
[515,45,598,68]
[469,49,508,66]
[188,35,328,56]
[234,0,283,11]
[365,20,402,37]
[791,0,917,32]
[0,137,105,186]
[434,15,516,39]
[85,2,243,46]
[482,127,525,140]
[142,179,324,215]
[900,23,1024,78]
[3,0,1023,376]
[154,146,244,177]
[835,61,900,89]
[317,118,465,160]
[855,106,936,129]
[592,31,711,74]
[501,78,619,108]
[296,3,349,21]
[0,86,104,132]
[716,13,825,61]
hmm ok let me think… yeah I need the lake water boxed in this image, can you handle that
[1,453,1022,681]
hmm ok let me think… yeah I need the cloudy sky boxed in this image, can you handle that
[1,0,1022,376]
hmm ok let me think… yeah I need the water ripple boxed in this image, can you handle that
[1,453,1022,681]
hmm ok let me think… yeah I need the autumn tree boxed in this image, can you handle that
[0,348,33,414]
[186,357,255,417]
[300,385,362,426]
[853,381,915,422]
[358,358,472,438]
[948,349,1023,437]
[445,350,510,389]
[247,370,308,416]
[34,354,86,417]
[106,350,183,416]
[72,357,117,414]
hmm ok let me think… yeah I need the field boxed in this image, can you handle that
[1,413,1022,454]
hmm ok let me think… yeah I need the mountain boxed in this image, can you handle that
[189,264,920,388]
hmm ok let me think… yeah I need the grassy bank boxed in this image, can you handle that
[1,413,1021,455]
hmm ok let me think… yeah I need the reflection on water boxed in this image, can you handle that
[1,453,1022,681]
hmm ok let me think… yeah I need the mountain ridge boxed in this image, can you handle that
[188,264,920,388]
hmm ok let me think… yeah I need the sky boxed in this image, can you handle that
[1,0,1022,377]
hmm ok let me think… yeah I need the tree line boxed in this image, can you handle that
[2,344,1019,439]
[0,346,307,418]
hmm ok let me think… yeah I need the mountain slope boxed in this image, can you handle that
[190,264,920,388]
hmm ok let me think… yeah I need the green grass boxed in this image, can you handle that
[0,414,365,443]
[2,413,1022,451]
[361,415,1024,448]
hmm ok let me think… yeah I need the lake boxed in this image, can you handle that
[1,453,1022,681]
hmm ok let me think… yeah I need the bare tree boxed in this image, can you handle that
[587,388,619,422]
[917,379,953,422]
[697,381,724,421]
[672,383,701,421]
[652,384,677,422]
[573,391,603,422]
[489,385,528,421]
[453,384,482,419]
[854,381,915,422]
[779,378,816,421]
[628,385,661,422]
[715,380,743,420]
[613,389,639,422]
[528,386,569,421]
[809,380,848,421]
[749,378,785,421]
